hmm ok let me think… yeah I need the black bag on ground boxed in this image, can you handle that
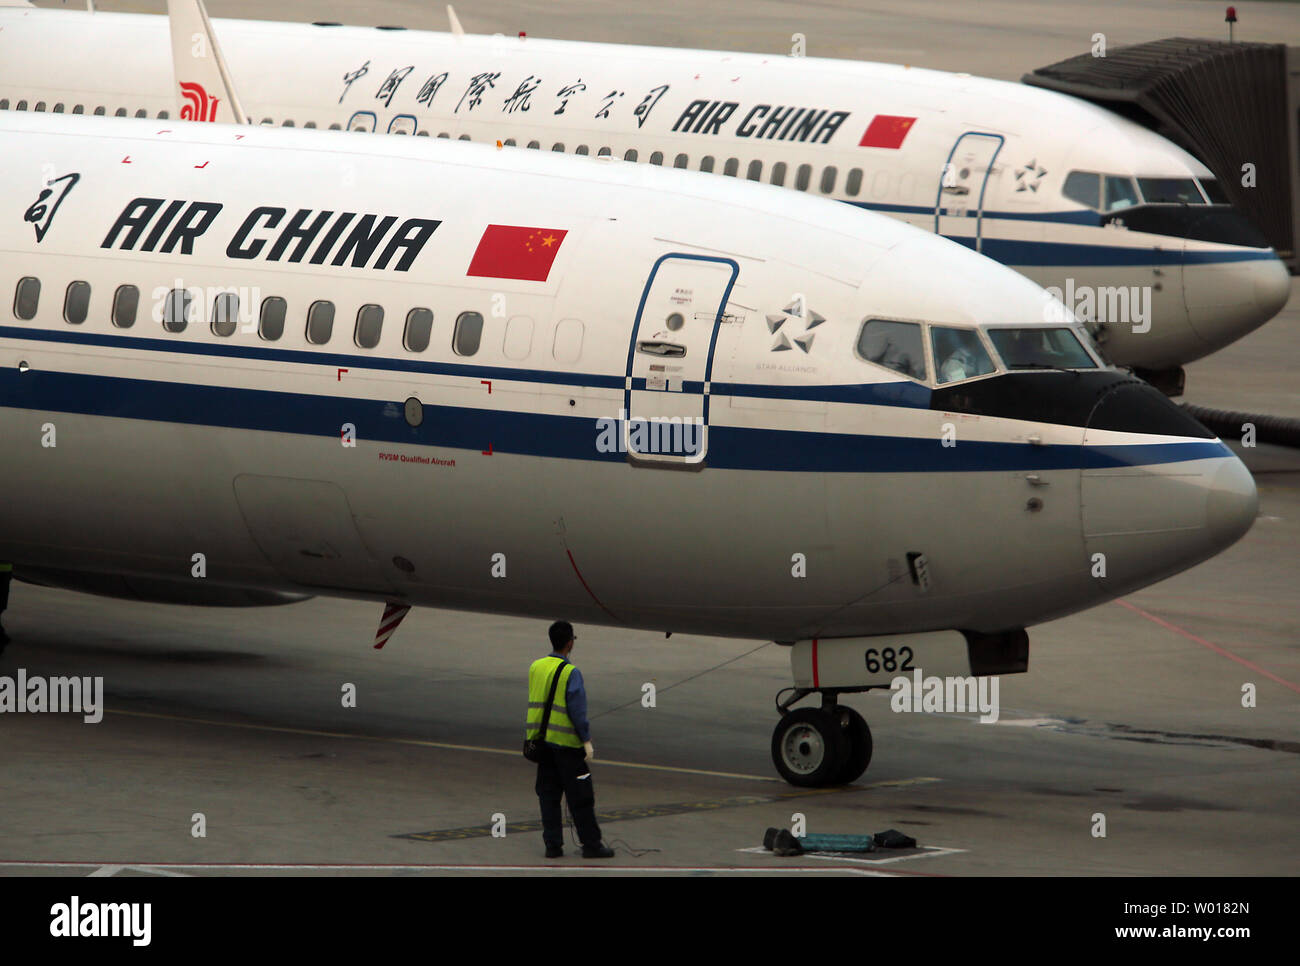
[523,659,569,763]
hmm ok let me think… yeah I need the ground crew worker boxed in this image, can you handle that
[0,562,11,653]
[526,621,614,859]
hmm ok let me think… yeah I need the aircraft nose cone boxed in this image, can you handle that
[1205,454,1259,550]
[1254,256,1292,320]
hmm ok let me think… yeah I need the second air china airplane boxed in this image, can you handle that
[0,2,1290,394]
[0,112,1257,786]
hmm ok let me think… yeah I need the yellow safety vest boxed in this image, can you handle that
[525,656,583,748]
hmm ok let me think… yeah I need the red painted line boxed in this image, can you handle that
[482,443,493,455]
[565,548,620,623]
[812,638,820,688]
[121,156,131,164]
[1116,599,1300,694]
[194,160,209,169]
[481,380,492,394]
[337,368,348,380]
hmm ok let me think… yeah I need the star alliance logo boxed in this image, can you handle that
[767,300,824,352]
[1014,159,1048,193]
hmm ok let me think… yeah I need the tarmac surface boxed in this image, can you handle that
[3,0,1297,876]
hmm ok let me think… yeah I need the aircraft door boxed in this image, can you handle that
[623,254,738,465]
[934,132,1004,252]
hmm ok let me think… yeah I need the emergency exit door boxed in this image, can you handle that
[624,253,738,465]
[934,132,1004,253]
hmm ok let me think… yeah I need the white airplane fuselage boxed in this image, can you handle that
[0,6,1289,378]
[0,114,1257,646]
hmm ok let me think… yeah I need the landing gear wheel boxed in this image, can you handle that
[771,708,847,787]
[832,706,873,784]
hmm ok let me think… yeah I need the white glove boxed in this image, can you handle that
[583,740,595,760]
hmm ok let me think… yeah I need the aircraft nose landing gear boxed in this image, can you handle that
[771,691,873,787]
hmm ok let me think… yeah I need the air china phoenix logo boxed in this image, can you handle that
[179,81,220,122]
[24,172,80,243]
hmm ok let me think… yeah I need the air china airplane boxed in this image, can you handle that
[0,2,1289,396]
[0,111,1256,785]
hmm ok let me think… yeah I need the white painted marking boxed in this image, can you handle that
[87,865,123,877]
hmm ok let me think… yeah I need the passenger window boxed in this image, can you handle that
[114,108,126,117]
[63,281,90,325]
[304,121,317,129]
[156,109,167,119]
[457,134,471,141]
[575,144,589,156]
[595,146,609,156]
[795,164,812,191]
[404,308,433,352]
[1104,176,1139,211]
[306,300,335,345]
[821,166,837,193]
[503,316,534,360]
[856,319,927,382]
[14,277,40,320]
[282,119,295,127]
[112,284,139,328]
[552,143,565,152]
[329,123,343,131]
[1062,171,1100,210]
[53,103,65,113]
[747,160,762,181]
[35,101,46,112]
[846,168,863,196]
[553,318,584,363]
[134,109,147,118]
[527,140,541,150]
[92,106,104,116]
[259,297,286,341]
[505,138,517,146]
[16,100,28,111]
[453,311,484,356]
[931,327,996,384]
[211,292,239,337]
[0,99,7,110]
[624,149,638,162]
[72,105,85,115]
[700,156,715,173]
[649,151,664,165]
[354,304,384,349]
[723,158,739,177]
[163,288,191,333]
[770,162,787,187]
[674,153,689,169]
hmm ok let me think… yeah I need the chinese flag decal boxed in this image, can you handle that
[467,224,568,282]
[859,115,917,149]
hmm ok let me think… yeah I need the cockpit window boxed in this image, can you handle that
[1104,176,1139,211]
[931,327,996,384]
[1137,177,1204,205]
[1062,171,1100,210]
[1199,178,1229,204]
[856,319,927,382]
[987,328,1098,370]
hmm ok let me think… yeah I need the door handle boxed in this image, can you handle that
[637,340,686,357]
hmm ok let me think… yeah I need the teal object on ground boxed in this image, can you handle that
[796,832,878,852]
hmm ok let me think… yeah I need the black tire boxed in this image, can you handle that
[833,706,873,784]
[771,708,847,787]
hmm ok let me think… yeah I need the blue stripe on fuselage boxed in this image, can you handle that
[0,366,1230,473]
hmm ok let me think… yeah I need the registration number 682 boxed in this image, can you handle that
[865,646,914,674]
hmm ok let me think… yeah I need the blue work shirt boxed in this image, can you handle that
[548,650,591,744]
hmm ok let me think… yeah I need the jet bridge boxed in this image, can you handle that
[1024,38,1300,272]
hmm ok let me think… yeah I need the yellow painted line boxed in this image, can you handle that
[104,708,944,789]
[105,707,778,782]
